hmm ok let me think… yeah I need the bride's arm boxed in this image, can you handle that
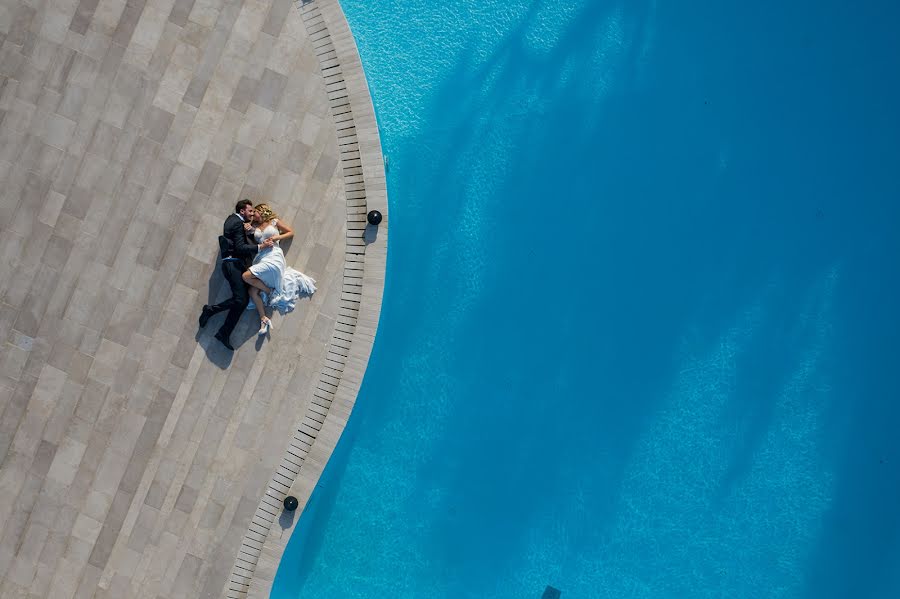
[272,220,294,243]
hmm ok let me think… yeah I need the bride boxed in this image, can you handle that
[241,203,317,335]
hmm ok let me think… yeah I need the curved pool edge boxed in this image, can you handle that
[228,1,388,597]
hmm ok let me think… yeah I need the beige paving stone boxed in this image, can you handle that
[1,0,386,597]
[142,104,175,142]
[187,0,220,29]
[168,0,194,27]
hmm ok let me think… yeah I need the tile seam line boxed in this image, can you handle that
[224,1,388,598]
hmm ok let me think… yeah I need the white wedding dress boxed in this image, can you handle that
[247,220,316,313]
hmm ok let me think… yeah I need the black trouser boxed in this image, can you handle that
[210,260,249,339]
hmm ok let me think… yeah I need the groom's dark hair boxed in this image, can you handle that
[235,199,253,212]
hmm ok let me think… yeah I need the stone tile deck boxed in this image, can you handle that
[0,0,387,596]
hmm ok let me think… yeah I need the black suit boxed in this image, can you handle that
[209,213,258,340]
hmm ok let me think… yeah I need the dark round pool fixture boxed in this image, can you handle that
[367,210,382,226]
[283,495,299,511]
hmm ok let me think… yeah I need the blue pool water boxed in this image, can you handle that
[273,1,900,597]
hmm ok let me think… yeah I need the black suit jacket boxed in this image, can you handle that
[220,214,258,268]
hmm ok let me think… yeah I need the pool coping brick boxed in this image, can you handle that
[236,2,387,595]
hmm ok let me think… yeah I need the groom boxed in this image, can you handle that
[198,199,273,350]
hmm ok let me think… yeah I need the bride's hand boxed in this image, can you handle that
[243,222,254,231]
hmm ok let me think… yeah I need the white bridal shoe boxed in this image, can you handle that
[258,318,273,336]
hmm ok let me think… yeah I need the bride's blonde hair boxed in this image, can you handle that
[254,203,277,223]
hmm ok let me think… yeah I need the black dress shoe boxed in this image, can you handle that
[214,331,234,351]
[199,305,213,328]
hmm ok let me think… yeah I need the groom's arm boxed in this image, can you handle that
[226,217,259,257]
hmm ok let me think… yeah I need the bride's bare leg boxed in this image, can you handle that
[242,270,272,294]
[248,287,267,323]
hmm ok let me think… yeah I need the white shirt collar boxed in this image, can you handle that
[235,212,245,222]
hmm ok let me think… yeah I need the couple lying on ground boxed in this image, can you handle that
[198,199,316,350]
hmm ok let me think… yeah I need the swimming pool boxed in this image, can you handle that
[273,0,900,597]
